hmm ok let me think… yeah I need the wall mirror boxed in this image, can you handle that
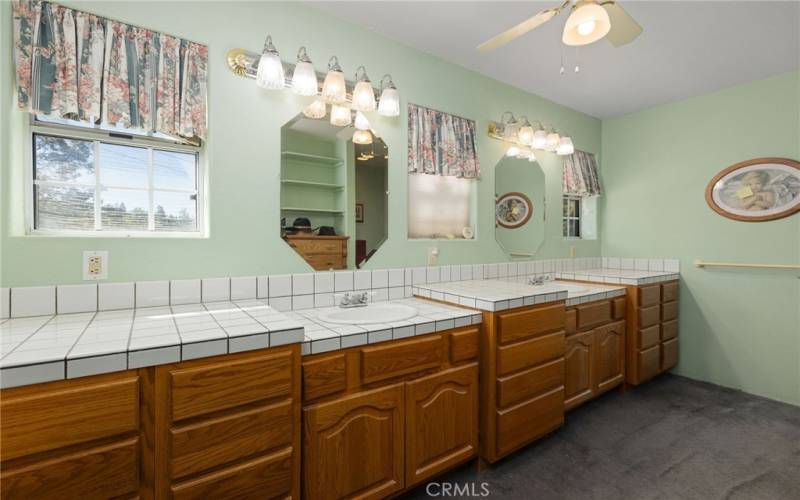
[281,113,388,270]
[494,155,546,259]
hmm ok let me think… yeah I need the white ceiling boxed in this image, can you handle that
[306,1,800,118]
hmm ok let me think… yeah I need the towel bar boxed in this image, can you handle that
[694,260,800,270]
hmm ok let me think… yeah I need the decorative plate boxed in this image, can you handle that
[705,158,800,222]
[496,192,533,229]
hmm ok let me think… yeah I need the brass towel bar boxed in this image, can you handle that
[694,260,800,270]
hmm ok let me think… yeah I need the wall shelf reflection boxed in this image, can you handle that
[281,179,345,190]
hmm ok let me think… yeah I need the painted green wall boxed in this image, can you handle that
[600,71,800,405]
[0,0,601,286]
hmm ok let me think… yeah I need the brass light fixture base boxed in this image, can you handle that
[226,48,250,77]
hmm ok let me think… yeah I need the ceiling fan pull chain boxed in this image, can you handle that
[574,46,580,74]
[560,46,566,75]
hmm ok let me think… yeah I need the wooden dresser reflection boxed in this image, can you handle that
[284,235,349,270]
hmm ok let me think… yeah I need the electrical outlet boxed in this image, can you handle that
[83,251,108,280]
[427,247,439,266]
[570,246,577,258]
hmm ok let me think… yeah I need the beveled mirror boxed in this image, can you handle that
[494,155,546,259]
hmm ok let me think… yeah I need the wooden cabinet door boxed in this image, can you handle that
[405,363,478,487]
[594,320,625,394]
[303,384,404,500]
[564,331,594,410]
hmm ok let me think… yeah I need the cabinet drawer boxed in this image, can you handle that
[497,358,564,408]
[171,447,293,500]
[612,297,626,320]
[0,372,139,461]
[497,330,565,376]
[638,305,660,328]
[289,239,343,254]
[662,338,679,371]
[638,285,661,307]
[576,300,612,329]
[662,281,679,303]
[637,345,661,382]
[361,335,443,385]
[170,400,293,480]
[496,386,564,456]
[303,352,347,401]
[449,327,479,363]
[565,309,577,334]
[496,304,565,344]
[638,325,661,349]
[169,349,293,422]
[0,437,139,499]
[661,301,678,322]
[305,254,345,271]
[661,319,678,341]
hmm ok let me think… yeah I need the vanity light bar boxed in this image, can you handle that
[488,111,575,156]
[226,38,400,117]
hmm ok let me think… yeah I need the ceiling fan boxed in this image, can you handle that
[477,0,642,52]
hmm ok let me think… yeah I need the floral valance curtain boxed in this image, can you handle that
[408,103,480,179]
[563,150,602,196]
[12,0,208,141]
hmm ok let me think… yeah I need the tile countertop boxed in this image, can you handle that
[555,268,680,285]
[287,298,482,355]
[413,278,627,312]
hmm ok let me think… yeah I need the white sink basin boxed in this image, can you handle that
[554,283,592,294]
[318,303,418,325]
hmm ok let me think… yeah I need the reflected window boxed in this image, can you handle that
[562,195,582,238]
[408,174,476,239]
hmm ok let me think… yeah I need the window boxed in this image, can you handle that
[408,174,476,239]
[30,117,203,236]
[563,195,582,238]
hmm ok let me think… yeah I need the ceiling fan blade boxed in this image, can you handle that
[477,7,561,53]
[602,1,643,47]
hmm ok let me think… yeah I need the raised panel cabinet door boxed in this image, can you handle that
[303,383,405,500]
[405,363,478,487]
[594,320,625,394]
[564,331,594,410]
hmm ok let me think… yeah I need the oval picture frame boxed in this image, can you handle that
[496,192,533,229]
[705,157,800,222]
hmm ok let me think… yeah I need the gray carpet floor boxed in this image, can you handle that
[404,375,800,500]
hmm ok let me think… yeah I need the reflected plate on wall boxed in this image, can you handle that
[496,192,532,229]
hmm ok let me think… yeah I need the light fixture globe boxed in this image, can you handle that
[321,56,346,104]
[532,128,548,149]
[330,104,352,126]
[255,36,285,90]
[303,99,327,119]
[517,116,534,145]
[545,131,561,151]
[291,46,317,96]
[352,66,376,112]
[562,1,611,46]
[353,129,373,145]
[354,111,371,131]
[378,74,400,117]
[505,146,521,157]
[556,136,575,155]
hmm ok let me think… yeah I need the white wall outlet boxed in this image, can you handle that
[427,247,439,266]
[570,246,577,258]
[83,251,108,280]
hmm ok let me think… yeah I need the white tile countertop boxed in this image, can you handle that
[413,279,626,312]
[0,300,304,389]
[286,298,482,355]
[555,268,679,285]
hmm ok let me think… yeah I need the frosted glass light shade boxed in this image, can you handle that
[330,104,352,126]
[322,70,346,103]
[256,52,285,90]
[556,136,575,155]
[303,99,326,119]
[292,60,317,96]
[518,124,534,145]
[352,81,376,112]
[532,129,548,149]
[378,87,400,117]
[562,2,611,46]
[545,132,561,151]
[353,129,372,145]
[505,146,521,157]
[354,111,370,131]
[527,151,537,162]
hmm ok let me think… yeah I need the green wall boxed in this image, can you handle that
[0,0,601,286]
[600,71,800,405]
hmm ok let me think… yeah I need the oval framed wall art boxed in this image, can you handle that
[496,192,533,229]
[705,157,800,222]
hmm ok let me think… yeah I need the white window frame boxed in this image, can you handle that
[563,195,582,239]
[26,117,207,238]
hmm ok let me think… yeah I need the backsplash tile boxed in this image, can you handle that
[231,276,257,300]
[99,282,134,311]
[11,286,56,317]
[269,275,292,297]
[292,273,314,295]
[334,271,354,292]
[315,272,334,293]
[257,276,269,298]
[136,281,169,308]
[202,278,230,303]
[170,279,201,305]
[354,270,371,290]
[388,268,404,287]
[1,287,10,319]
[371,269,388,288]
[56,284,97,314]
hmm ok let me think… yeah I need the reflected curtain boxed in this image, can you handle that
[12,0,208,141]
[563,150,602,196]
[408,103,480,179]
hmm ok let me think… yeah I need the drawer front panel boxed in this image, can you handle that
[638,305,660,328]
[638,285,661,307]
[612,298,626,320]
[449,327,480,363]
[576,301,612,330]
[169,350,293,422]
[288,239,343,254]
[171,448,293,500]
[496,358,564,408]
[497,330,565,376]
[662,281,679,303]
[496,386,564,456]
[497,304,565,344]
[637,345,661,382]
[0,373,139,461]
[638,325,661,349]
[661,319,679,341]
[303,353,347,401]
[565,309,577,335]
[0,437,139,499]
[361,336,443,385]
[305,254,345,271]
[170,400,293,480]
[661,301,679,322]
[662,339,679,371]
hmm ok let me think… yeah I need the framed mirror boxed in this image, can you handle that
[494,155,546,259]
[280,113,388,270]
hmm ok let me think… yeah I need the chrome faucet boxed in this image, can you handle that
[528,274,553,286]
[339,291,370,308]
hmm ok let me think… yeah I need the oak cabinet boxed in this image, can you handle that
[594,320,626,394]
[564,330,594,410]
[625,280,680,385]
